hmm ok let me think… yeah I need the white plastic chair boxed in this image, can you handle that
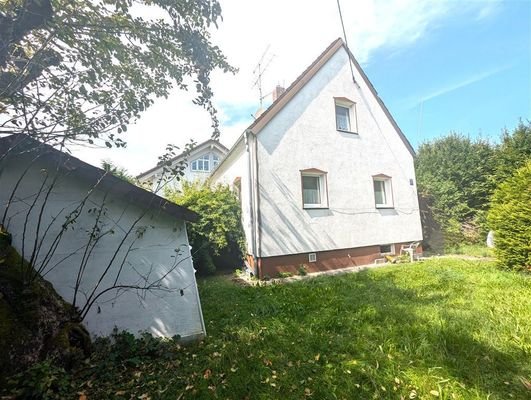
[400,241,421,262]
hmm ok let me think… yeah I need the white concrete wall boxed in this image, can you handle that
[0,158,205,340]
[210,139,254,256]
[256,47,423,257]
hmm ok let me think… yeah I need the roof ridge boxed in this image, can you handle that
[247,37,343,133]
[0,134,198,222]
[136,138,228,178]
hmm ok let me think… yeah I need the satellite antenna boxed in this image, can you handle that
[252,45,275,109]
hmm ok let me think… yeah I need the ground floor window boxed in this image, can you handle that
[373,175,393,208]
[301,169,328,209]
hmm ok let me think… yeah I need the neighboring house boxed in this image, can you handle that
[210,38,423,278]
[0,135,206,341]
[137,139,228,192]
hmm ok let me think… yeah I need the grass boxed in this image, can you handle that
[445,244,494,258]
[4,258,530,399]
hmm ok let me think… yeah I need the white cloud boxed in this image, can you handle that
[402,64,512,110]
[71,0,500,174]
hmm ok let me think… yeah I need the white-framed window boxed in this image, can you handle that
[191,154,210,171]
[373,175,393,208]
[191,152,222,172]
[301,169,328,209]
[308,253,317,262]
[380,244,395,255]
[212,153,220,168]
[334,98,357,133]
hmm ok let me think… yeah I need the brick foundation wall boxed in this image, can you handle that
[256,242,422,279]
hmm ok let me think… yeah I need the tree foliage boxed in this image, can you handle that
[415,133,496,246]
[494,121,531,183]
[167,181,245,275]
[488,160,531,271]
[101,159,134,183]
[416,122,531,249]
[0,0,234,147]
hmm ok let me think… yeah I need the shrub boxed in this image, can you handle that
[278,272,293,278]
[298,264,308,276]
[167,182,246,275]
[488,160,531,271]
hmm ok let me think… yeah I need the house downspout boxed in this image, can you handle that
[254,134,262,277]
[244,130,257,273]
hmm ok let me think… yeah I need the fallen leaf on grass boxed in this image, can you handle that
[78,393,87,400]
[430,390,440,397]
[519,376,531,390]
[203,369,212,379]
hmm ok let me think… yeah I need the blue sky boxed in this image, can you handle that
[73,0,531,173]
[359,1,530,147]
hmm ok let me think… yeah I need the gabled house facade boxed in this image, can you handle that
[137,139,228,192]
[0,135,206,340]
[210,38,423,278]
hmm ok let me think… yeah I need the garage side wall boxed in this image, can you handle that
[0,158,205,340]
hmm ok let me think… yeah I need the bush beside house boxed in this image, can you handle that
[167,182,245,275]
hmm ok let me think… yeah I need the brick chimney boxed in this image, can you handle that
[272,85,286,102]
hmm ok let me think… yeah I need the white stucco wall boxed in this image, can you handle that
[256,47,423,257]
[210,139,254,256]
[0,158,205,340]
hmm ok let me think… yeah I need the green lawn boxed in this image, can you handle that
[444,244,494,258]
[6,258,530,399]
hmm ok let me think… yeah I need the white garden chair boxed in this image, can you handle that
[400,241,421,262]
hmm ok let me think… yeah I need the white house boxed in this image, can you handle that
[137,139,228,192]
[0,135,206,341]
[210,38,423,278]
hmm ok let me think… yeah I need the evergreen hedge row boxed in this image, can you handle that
[488,160,531,271]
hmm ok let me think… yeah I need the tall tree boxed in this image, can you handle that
[0,0,234,147]
[494,120,531,183]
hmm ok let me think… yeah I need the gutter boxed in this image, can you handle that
[254,133,262,276]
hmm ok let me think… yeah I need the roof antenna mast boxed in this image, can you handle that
[252,45,275,110]
[336,0,358,86]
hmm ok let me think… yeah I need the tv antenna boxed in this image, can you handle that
[252,45,275,109]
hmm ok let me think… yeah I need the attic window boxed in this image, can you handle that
[334,97,358,133]
[191,153,220,172]
[191,154,210,172]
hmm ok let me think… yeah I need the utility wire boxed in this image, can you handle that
[336,0,357,85]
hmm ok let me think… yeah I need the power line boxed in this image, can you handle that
[336,0,357,85]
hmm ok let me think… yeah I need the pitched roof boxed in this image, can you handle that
[0,135,198,222]
[213,38,415,175]
[137,138,228,179]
